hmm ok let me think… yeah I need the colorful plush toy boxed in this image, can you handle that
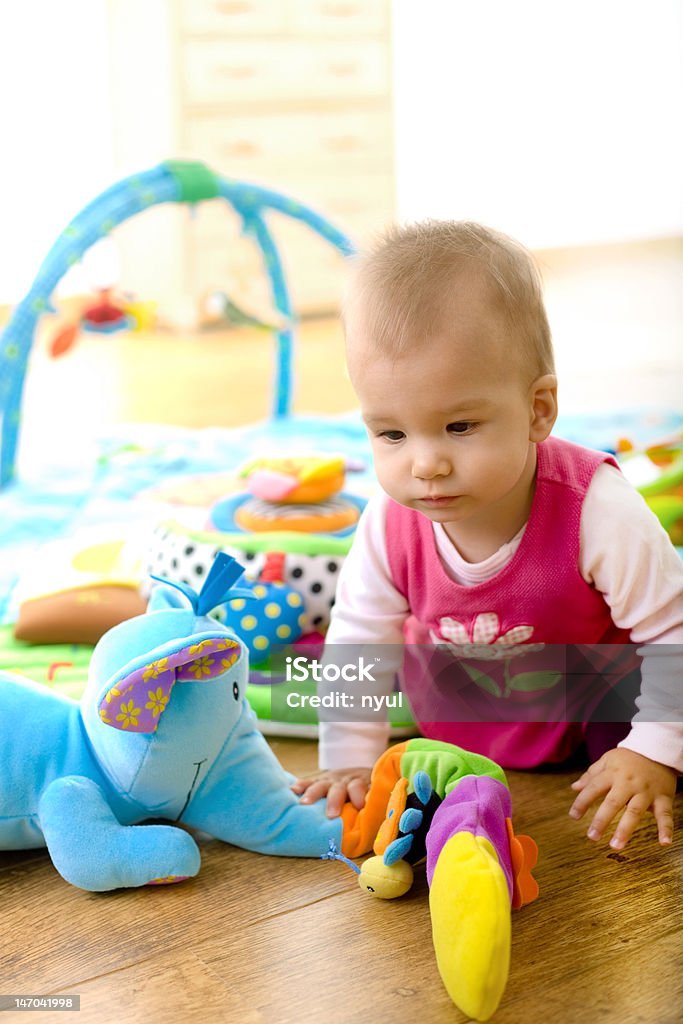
[205,552,305,664]
[239,455,347,504]
[13,532,147,645]
[48,287,134,358]
[148,455,368,640]
[330,739,539,1022]
[620,432,683,545]
[0,555,343,891]
[213,455,363,535]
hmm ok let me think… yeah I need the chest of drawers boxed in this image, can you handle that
[172,0,395,317]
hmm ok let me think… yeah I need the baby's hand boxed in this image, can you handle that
[569,747,676,850]
[291,767,372,818]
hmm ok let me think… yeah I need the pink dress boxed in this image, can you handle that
[385,436,637,767]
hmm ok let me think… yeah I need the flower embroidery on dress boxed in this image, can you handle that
[430,612,561,698]
[431,612,544,661]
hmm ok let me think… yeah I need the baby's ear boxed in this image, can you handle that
[528,374,558,442]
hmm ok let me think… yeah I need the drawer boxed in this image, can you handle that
[287,0,389,35]
[186,185,394,314]
[179,0,389,38]
[187,171,395,247]
[191,229,351,314]
[303,175,395,236]
[181,38,390,104]
[179,0,288,35]
[183,108,393,179]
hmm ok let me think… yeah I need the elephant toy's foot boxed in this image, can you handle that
[38,776,201,891]
[429,832,511,1022]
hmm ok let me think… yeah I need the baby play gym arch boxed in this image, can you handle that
[0,159,355,488]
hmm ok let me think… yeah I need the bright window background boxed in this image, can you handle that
[0,0,115,302]
[1,0,680,418]
[392,0,683,248]
[392,0,683,410]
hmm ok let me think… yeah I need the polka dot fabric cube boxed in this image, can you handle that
[209,579,306,664]
[145,526,344,634]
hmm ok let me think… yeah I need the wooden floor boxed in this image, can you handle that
[1,737,682,1024]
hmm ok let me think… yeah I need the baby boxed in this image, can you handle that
[293,220,683,850]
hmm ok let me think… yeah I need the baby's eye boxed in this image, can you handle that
[447,421,476,435]
[377,430,405,443]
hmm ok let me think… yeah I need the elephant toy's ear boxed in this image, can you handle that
[98,636,242,733]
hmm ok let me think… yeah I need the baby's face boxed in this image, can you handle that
[346,297,548,548]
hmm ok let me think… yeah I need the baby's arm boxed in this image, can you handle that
[571,464,683,847]
[292,493,409,815]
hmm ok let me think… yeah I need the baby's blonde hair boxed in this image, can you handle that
[344,220,555,379]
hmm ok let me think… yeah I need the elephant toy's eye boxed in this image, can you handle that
[233,681,240,700]
[209,606,227,623]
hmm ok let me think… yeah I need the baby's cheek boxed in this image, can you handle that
[373,453,402,495]
[483,445,528,490]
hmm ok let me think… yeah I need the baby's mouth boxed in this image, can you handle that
[420,495,460,506]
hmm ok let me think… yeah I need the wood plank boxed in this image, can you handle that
[1,953,264,1024]
[0,838,351,994]
[197,881,455,1024]
[497,928,683,1024]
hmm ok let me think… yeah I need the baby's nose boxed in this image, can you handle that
[411,447,452,479]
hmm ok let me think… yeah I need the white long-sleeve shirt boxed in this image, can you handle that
[320,463,683,772]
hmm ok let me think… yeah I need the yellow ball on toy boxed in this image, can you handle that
[358,856,414,899]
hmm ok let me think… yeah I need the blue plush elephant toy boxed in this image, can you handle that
[0,554,342,891]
